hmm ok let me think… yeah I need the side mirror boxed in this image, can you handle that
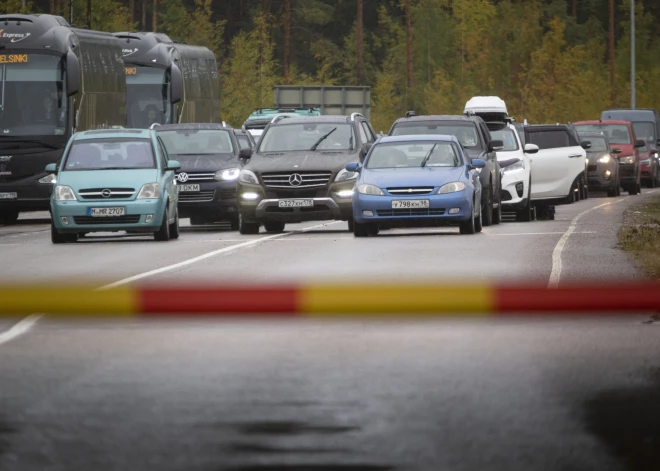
[345,162,361,173]
[166,160,181,171]
[45,163,58,173]
[169,63,183,104]
[239,148,252,159]
[524,143,539,154]
[634,139,646,148]
[470,158,486,169]
[65,50,80,97]
[488,140,504,152]
[612,147,622,154]
[580,140,591,150]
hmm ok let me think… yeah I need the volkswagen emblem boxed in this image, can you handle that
[101,189,112,198]
[177,173,189,183]
[289,173,303,186]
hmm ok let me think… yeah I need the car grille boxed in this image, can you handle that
[178,190,215,202]
[218,189,237,200]
[78,188,135,199]
[387,187,434,195]
[587,165,598,172]
[261,171,332,189]
[73,215,141,225]
[377,208,446,217]
[176,172,215,182]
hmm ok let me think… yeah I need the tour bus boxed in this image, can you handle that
[0,14,126,224]
[112,32,220,128]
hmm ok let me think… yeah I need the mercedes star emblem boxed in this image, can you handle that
[289,173,303,186]
[101,189,112,198]
[178,173,189,183]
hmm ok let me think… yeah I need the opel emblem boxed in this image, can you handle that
[289,173,303,186]
[178,173,189,183]
[101,189,112,198]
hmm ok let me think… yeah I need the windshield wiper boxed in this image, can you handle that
[310,127,337,151]
[420,144,437,168]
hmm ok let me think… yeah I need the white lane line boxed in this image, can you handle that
[0,314,43,347]
[489,231,597,236]
[97,221,342,290]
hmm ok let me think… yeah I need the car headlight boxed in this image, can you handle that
[55,185,76,201]
[437,182,466,194]
[502,160,525,174]
[137,183,160,199]
[39,174,57,184]
[335,168,358,182]
[597,155,611,164]
[215,168,240,181]
[640,159,651,166]
[239,169,259,184]
[619,155,634,164]
[357,184,384,196]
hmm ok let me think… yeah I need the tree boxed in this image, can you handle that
[152,0,157,31]
[357,0,364,84]
[284,0,291,81]
[609,0,615,106]
[405,0,413,92]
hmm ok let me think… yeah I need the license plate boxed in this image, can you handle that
[392,199,430,209]
[0,192,17,199]
[177,184,200,192]
[88,207,125,217]
[278,199,314,208]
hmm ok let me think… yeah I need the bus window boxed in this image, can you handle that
[125,66,170,128]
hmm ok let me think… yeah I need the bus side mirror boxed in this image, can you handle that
[170,64,183,105]
[66,51,80,97]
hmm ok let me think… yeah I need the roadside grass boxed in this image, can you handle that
[619,195,660,279]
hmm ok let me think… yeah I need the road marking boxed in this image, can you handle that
[98,221,342,290]
[489,231,597,236]
[0,314,42,347]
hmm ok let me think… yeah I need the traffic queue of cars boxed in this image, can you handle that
[45,99,660,242]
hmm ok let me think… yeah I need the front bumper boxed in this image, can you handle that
[176,181,238,220]
[500,170,528,208]
[0,180,53,212]
[51,199,166,234]
[619,163,639,186]
[587,162,617,189]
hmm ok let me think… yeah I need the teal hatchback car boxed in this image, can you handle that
[48,129,181,243]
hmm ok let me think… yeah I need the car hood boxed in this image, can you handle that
[57,169,159,191]
[171,154,240,172]
[362,167,466,188]
[247,151,358,173]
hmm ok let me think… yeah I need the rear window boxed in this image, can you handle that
[573,124,631,144]
[63,139,155,171]
[525,130,572,149]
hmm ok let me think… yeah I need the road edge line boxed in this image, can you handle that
[0,314,43,347]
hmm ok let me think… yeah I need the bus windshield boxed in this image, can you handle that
[0,53,67,137]
[125,65,170,129]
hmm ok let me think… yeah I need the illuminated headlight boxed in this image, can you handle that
[335,169,358,182]
[239,169,259,184]
[502,160,525,174]
[55,185,77,201]
[640,159,651,166]
[137,183,160,199]
[619,155,634,164]
[437,182,466,194]
[241,192,260,200]
[357,184,384,196]
[39,174,57,184]
[215,168,240,181]
[335,189,354,198]
[597,155,611,164]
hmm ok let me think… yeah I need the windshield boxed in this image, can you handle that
[366,142,462,169]
[0,53,67,137]
[259,123,355,152]
[391,122,482,149]
[63,139,155,171]
[583,136,609,152]
[574,124,631,144]
[489,127,519,151]
[158,129,234,155]
[632,122,656,144]
[126,66,170,128]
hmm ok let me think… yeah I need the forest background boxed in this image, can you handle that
[3,0,660,132]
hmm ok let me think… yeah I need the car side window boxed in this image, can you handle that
[360,121,375,143]
[357,121,369,145]
[156,138,169,170]
[525,130,571,150]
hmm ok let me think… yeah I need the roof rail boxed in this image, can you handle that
[405,111,416,118]
[271,115,291,124]
[523,119,528,126]
[149,123,161,129]
[464,110,476,117]
[110,125,125,129]
[350,112,364,121]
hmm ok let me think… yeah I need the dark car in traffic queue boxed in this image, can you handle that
[637,139,660,188]
[578,131,621,197]
[236,114,379,234]
[388,112,503,226]
[234,129,256,151]
[155,123,251,229]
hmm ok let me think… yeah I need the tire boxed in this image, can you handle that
[459,201,477,235]
[474,205,483,233]
[492,189,502,225]
[607,185,617,197]
[347,217,354,232]
[154,208,171,241]
[0,211,19,225]
[616,177,621,196]
[574,179,581,201]
[516,199,533,221]
[51,221,76,244]
[169,209,180,239]
[481,187,493,227]
[628,183,640,196]
[230,218,239,231]
[353,221,371,237]
[238,213,259,235]
[264,222,285,233]
[581,175,589,199]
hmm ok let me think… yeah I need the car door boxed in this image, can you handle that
[478,122,500,194]
[156,137,177,215]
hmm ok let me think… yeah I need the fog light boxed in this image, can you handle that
[449,208,460,214]
[362,210,374,217]
[335,189,354,198]
[145,214,153,223]
[60,216,68,225]
[242,192,259,200]
[605,170,611,176]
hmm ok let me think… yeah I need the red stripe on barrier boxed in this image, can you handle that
[496,283,660,313]
[139,286,299,315]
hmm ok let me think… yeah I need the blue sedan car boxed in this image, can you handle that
[348,135,486,236]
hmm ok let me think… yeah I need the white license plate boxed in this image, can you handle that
[88,207,125,217]
[392,199,430,209]
[0,192,17,200]
[278,199,314,208]
[177,184,200,192]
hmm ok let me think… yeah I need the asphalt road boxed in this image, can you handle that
[1,190,660,470]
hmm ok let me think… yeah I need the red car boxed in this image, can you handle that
[573,120,645,195]
[638,139,660,187]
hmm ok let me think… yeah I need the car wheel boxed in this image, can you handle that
[516,199,533,222]
[0,211,19,225]
[629,183,639,196]
[230,218,239,231]
[264,222,285,233]
[169,209,180,240]
[353,221,370,237]
[492,190,502,225]
[347,217,354,232]
[51,221,76,244]
[238,213,260,235]
[154,208,171,241]
[481,187,493,227]
[607,185,617,197]
[459,201,477,235]
[474,204,483,233]
[582,175,589,199]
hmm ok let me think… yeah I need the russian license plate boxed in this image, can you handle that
[0,192,17,199]
[88,207,125,217]
[177,184,200,192]
[278,199,314,208]
[392,199,430,209]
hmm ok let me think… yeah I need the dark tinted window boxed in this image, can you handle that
[526,130,571,149]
